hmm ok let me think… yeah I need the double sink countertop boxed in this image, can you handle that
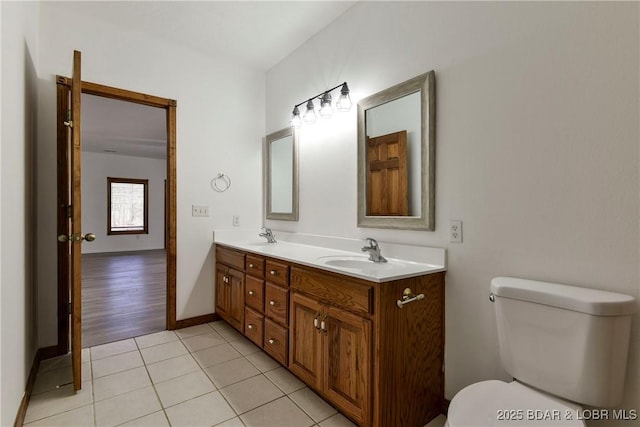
[214,229,446,283]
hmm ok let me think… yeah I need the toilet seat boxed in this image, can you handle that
[446,380,585,427]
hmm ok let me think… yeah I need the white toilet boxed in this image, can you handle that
[446,277,637,427]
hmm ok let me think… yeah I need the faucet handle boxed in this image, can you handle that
[363,237,378,248]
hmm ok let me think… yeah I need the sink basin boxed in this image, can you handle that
[241,241,274,247]
[316,255,393,270]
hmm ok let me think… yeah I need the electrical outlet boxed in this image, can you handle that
[450,220,463,243]
[192,205,209,217]
[233,215,240,227]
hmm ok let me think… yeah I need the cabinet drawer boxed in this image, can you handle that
[245,255,265,278]
[265,260,290,287]
[265,282,289,326]
[216,246,245,271]
[290,267,373,315]
[245,275,264,312]
[264,318,288,366]
[244,307,264,347]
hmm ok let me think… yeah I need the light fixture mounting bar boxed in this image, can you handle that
[292,82,348,109]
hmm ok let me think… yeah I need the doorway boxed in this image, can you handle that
[55,76,178,355]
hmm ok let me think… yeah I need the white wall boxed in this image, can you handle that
[266,2,640,423]
[36,2,265,346]
[81,152,166,254]
[1,1,39,425]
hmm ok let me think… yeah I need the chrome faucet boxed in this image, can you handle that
[259,227,277,243]
[361,237,387,263]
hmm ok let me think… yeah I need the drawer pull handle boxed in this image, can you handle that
[247,324,254,330]
[249,263,255,268]
[269,300,277,306]
[268,338,278,345]
[248,290,255,296]
[269,270,277,276]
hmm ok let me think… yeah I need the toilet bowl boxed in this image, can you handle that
[445,380,584,426]
[445,277,637,427]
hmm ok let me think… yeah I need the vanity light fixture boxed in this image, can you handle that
[290,82,351,127]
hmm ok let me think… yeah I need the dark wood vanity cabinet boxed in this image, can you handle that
[215,247,245,331]
[215,243,445,427]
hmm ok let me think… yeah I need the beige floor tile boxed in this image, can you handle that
[24,381,93,424]
[94,385,161,426]
[220,374,284,414]
[165,391,235,427]
[229,336,261,356]
[175,323,214,339]
[93,366,151,401]
[210,321,245,342]
[82,348,91,364]
[192,342,242,368]
[181,331,226,352]
[204,356,260,388]
[82,361,91,381]
[214,417,245,427]
[246,351,280,372]
[134,330,178,349]
[155,370,216,408]
[39,353,72,373]
[92,350,144,379]
[140,340,188,365]
[289,388,337,422]
[32,365,73,395]
[146,353,200,384]
[90,338,137,360]
[265,367,306,394]
[120,410,170,426]
[318,413,357,427]
[241,396,314,427]
[24,404,94,427]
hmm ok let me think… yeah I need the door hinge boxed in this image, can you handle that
[64,110,73,128]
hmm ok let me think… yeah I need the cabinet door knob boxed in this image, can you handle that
[248,290,254,296]
[320,314,328,332]
[268,338,278,345]
[269,270,277,276]
[269,300,277,306]
[313,313,320,329]
[247,324,254,330]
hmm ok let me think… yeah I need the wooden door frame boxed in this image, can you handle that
[55,76,178,355]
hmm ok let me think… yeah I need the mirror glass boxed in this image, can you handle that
[357,71,435,230]
[266,127,299,221]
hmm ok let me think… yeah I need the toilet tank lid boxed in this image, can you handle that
[491,277,638,316]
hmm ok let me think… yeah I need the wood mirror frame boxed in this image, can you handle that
[266,127,299,221]
[357,71,435,230]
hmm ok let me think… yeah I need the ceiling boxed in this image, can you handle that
[75,1,355,159]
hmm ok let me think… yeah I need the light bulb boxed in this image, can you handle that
[336,83,352,112]
[290,106,301,128]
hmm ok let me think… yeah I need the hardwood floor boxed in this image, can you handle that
[81,249,166,348]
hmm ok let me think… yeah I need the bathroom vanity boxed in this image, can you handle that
[214,239,445,427]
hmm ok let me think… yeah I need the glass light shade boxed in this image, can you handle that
[290,106,301,128]
[319,92,333,118]
[303,100,316,124]
[336,93,352,112]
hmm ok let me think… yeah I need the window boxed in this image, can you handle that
[107,177,149,235]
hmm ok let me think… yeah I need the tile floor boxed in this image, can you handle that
[25,320,447,427]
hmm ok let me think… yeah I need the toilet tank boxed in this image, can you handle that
[490,277,637,407]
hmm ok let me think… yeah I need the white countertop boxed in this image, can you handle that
[214,230,446,283]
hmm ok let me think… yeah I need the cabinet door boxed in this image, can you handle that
[289,292,322,389]
[227,267,245,331]
[215,265,231,319]
[323,306,372,426]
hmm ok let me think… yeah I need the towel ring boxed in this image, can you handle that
[211,173,231,192]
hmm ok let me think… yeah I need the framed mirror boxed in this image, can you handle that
[357,71,435,230]
[266,127,299,221]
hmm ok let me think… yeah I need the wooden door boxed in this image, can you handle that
[323,306,372,426]
[228,268,245,331]
[366,130,409,216]
[289,292,323,389]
